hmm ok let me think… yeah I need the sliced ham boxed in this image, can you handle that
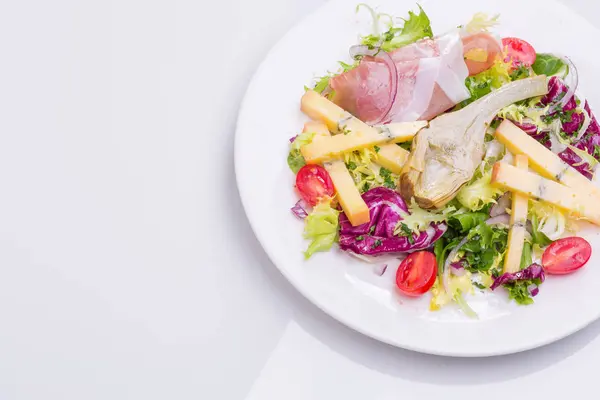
[329,32,501,124]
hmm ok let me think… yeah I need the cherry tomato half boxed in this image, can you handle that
[542,237,592,275]
[395,251,437,297]
[502,37,536,68]
[295,164,335,206]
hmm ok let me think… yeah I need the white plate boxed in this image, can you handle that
[235,0,600,356]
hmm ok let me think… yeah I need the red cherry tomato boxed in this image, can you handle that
[542,237,592,275]
[502,37,537,68]
[295,164,335,206]
[462,32,502,76]
[395,251,437,297]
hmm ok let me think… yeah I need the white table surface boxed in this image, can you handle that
[0,0,598,399]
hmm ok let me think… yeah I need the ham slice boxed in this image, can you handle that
[330,32,500,124]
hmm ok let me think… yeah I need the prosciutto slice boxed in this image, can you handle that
[330,32,499,124]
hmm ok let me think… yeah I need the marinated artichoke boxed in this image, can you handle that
[399,76,549,209]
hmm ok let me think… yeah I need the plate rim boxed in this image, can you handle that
[234,0,600,357]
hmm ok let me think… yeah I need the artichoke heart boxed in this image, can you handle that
[400,76,549,209]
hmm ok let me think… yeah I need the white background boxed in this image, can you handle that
[0,0,598,399]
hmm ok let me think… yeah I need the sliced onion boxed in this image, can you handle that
[485,213,510,226]
[291,199,309,219]
[451,262,466,277]
[374,264,388,276]
[490,193,511,217]
[443,235,470,293]
[349,45,398,124]
[527,283,539,297]
[550,56,578,113]
[546,119,568,153]
[574,108,591,142]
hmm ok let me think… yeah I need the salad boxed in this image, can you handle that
[287,5,598,315]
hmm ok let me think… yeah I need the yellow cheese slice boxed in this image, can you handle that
[491,162,600,226]
[300,90,426,163]
[495,119,600,199]
[323,161,370,226]
[304,121,408,173]
[375,144,410,174]
[302,122,370,226]
[503,155,529,274]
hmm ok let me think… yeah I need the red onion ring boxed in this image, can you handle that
[349,45,398,124]
[489,193,511,217]
[443,235,470,293]
[374,264,388,276]
[485,213,510,226]
[574,108,591,142]
[550,55,578,113]
[291,199,309,219]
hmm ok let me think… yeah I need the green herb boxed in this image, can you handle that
[399,223,412,236]
[532,53,567,77]
[461,223,509,272]
[473,282,487,290]
[396,223,414,244]
[379,167,396,189]
[360,5,433,52]
[398,141,412,151]
[374,145,381,153]
[594,145,600,160]
[369,225,376,235]
[510,65,531,81]
[356,235,365,241]
[372,239,382,249]
[346,161,357,171]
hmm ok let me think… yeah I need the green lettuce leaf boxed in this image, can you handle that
[287,132,315,173]
[449,212,488,233]
[532,53,567,77]
[303,199,340,259]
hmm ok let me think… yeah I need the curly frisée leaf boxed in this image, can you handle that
[395,200,452,234]
[464,12,499,34]
[361,5,433,52]
[457,168,504,211]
